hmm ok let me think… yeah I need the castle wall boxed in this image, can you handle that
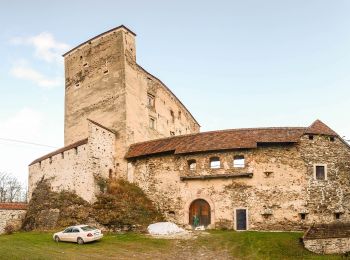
[124,63,200,144]
[128,135,350,230]
[28,121,116,203]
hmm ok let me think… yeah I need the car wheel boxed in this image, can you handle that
[77,237,84,245]
[54,236,60,243]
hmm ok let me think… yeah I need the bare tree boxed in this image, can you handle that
[0,172,26,202]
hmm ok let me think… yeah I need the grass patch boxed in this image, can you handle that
[0,230,344,259]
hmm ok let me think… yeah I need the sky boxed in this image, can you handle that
[0,0,350,186]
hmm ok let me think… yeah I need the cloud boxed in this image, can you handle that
[11,32,70,63]
[10,64,62,88]
[0,108,43,140]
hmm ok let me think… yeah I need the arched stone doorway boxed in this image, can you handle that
[189,199,211,227]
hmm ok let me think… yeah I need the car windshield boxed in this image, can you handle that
[80,226,96,231]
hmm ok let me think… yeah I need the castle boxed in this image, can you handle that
[28,25,350,231]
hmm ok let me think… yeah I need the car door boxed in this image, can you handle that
[61,228,73,242]
[71,228,81,242]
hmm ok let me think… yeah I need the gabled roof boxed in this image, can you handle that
[125,120,341,159]
[125,127,306,159]
[305,119,338,136]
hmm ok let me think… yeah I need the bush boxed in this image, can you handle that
[4,224,14,235]
[93,179,164,229]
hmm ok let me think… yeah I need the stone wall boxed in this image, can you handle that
[28,120,116,202]
[128,134,350,230]
[304,237,350,254]
[0,203,27,234]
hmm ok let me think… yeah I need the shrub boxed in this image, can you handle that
[4,224,14,235]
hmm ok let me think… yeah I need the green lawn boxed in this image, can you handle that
[0,230,343,260]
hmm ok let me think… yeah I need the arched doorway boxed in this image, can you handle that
[189,199,211,227]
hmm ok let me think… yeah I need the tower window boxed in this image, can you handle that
[147,94,155,108]
[335,213,341,220]
[170,110,175,123]
[308,135,314,140]
[300,213,306,220]
[330,136,335,142]
[149,117,156,129]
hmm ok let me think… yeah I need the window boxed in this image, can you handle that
[170,110,175,123]
[335,213,341,220]
[72,228,80,233]
[233,155,245,168]
[149,117,156,129]
[147,94,155,108]
[300,213,306,220]
[63,228,73,233]
[188,160,196,171]
[330,136,335,142]
[314,164,327,180]
[210,157,220,169]
[170,131,175,136]
[178,111,181,120]
[308,135,314,140]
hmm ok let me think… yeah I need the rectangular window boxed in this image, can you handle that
[314,165,326,180]
[170,131,175,136]
[210,157,221,169]
[149,117,155,129]
[170,110,175,123]
[147,94,155,108]
[233,155,245,168]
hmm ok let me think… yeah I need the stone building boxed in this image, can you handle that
[28,25,350,231]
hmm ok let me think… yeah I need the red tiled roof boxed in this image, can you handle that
[125,120,340,159]
[125,127,307,159]
[29,138,88,166]
[0,203,27,210]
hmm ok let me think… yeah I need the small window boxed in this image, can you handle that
[233,155,245,168]
[308,135,314,140]
[61,152,64,159]
[178,111,181,120]
[49,157,52,164]
[74,147,78,155]
[170,110,175,123]
[188,160,196,171]
[149,117,156,129]
[314,165,326,180]
[330,136,335,142]
[72,228,80,233]
[147,94,155,108]
[300,213,306,220]
[335,213,341,220]
[210,157,220,169]
[170,131,175,136]
[64,228,73,233]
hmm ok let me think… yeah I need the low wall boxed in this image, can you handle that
[304,237,350,254]
[303,223,350,254]
[0,203,27,234]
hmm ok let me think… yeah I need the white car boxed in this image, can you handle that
[53,225,103,244]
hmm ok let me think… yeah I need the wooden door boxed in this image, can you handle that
[189,199,211,227]
[236,209,247,230]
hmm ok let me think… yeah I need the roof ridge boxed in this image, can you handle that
[128,126,308,147]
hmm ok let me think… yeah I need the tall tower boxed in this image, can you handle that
[63,25,200,177]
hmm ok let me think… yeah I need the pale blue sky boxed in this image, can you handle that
[0,0,350,184]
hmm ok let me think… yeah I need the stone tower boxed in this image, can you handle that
[63,25,200,177]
